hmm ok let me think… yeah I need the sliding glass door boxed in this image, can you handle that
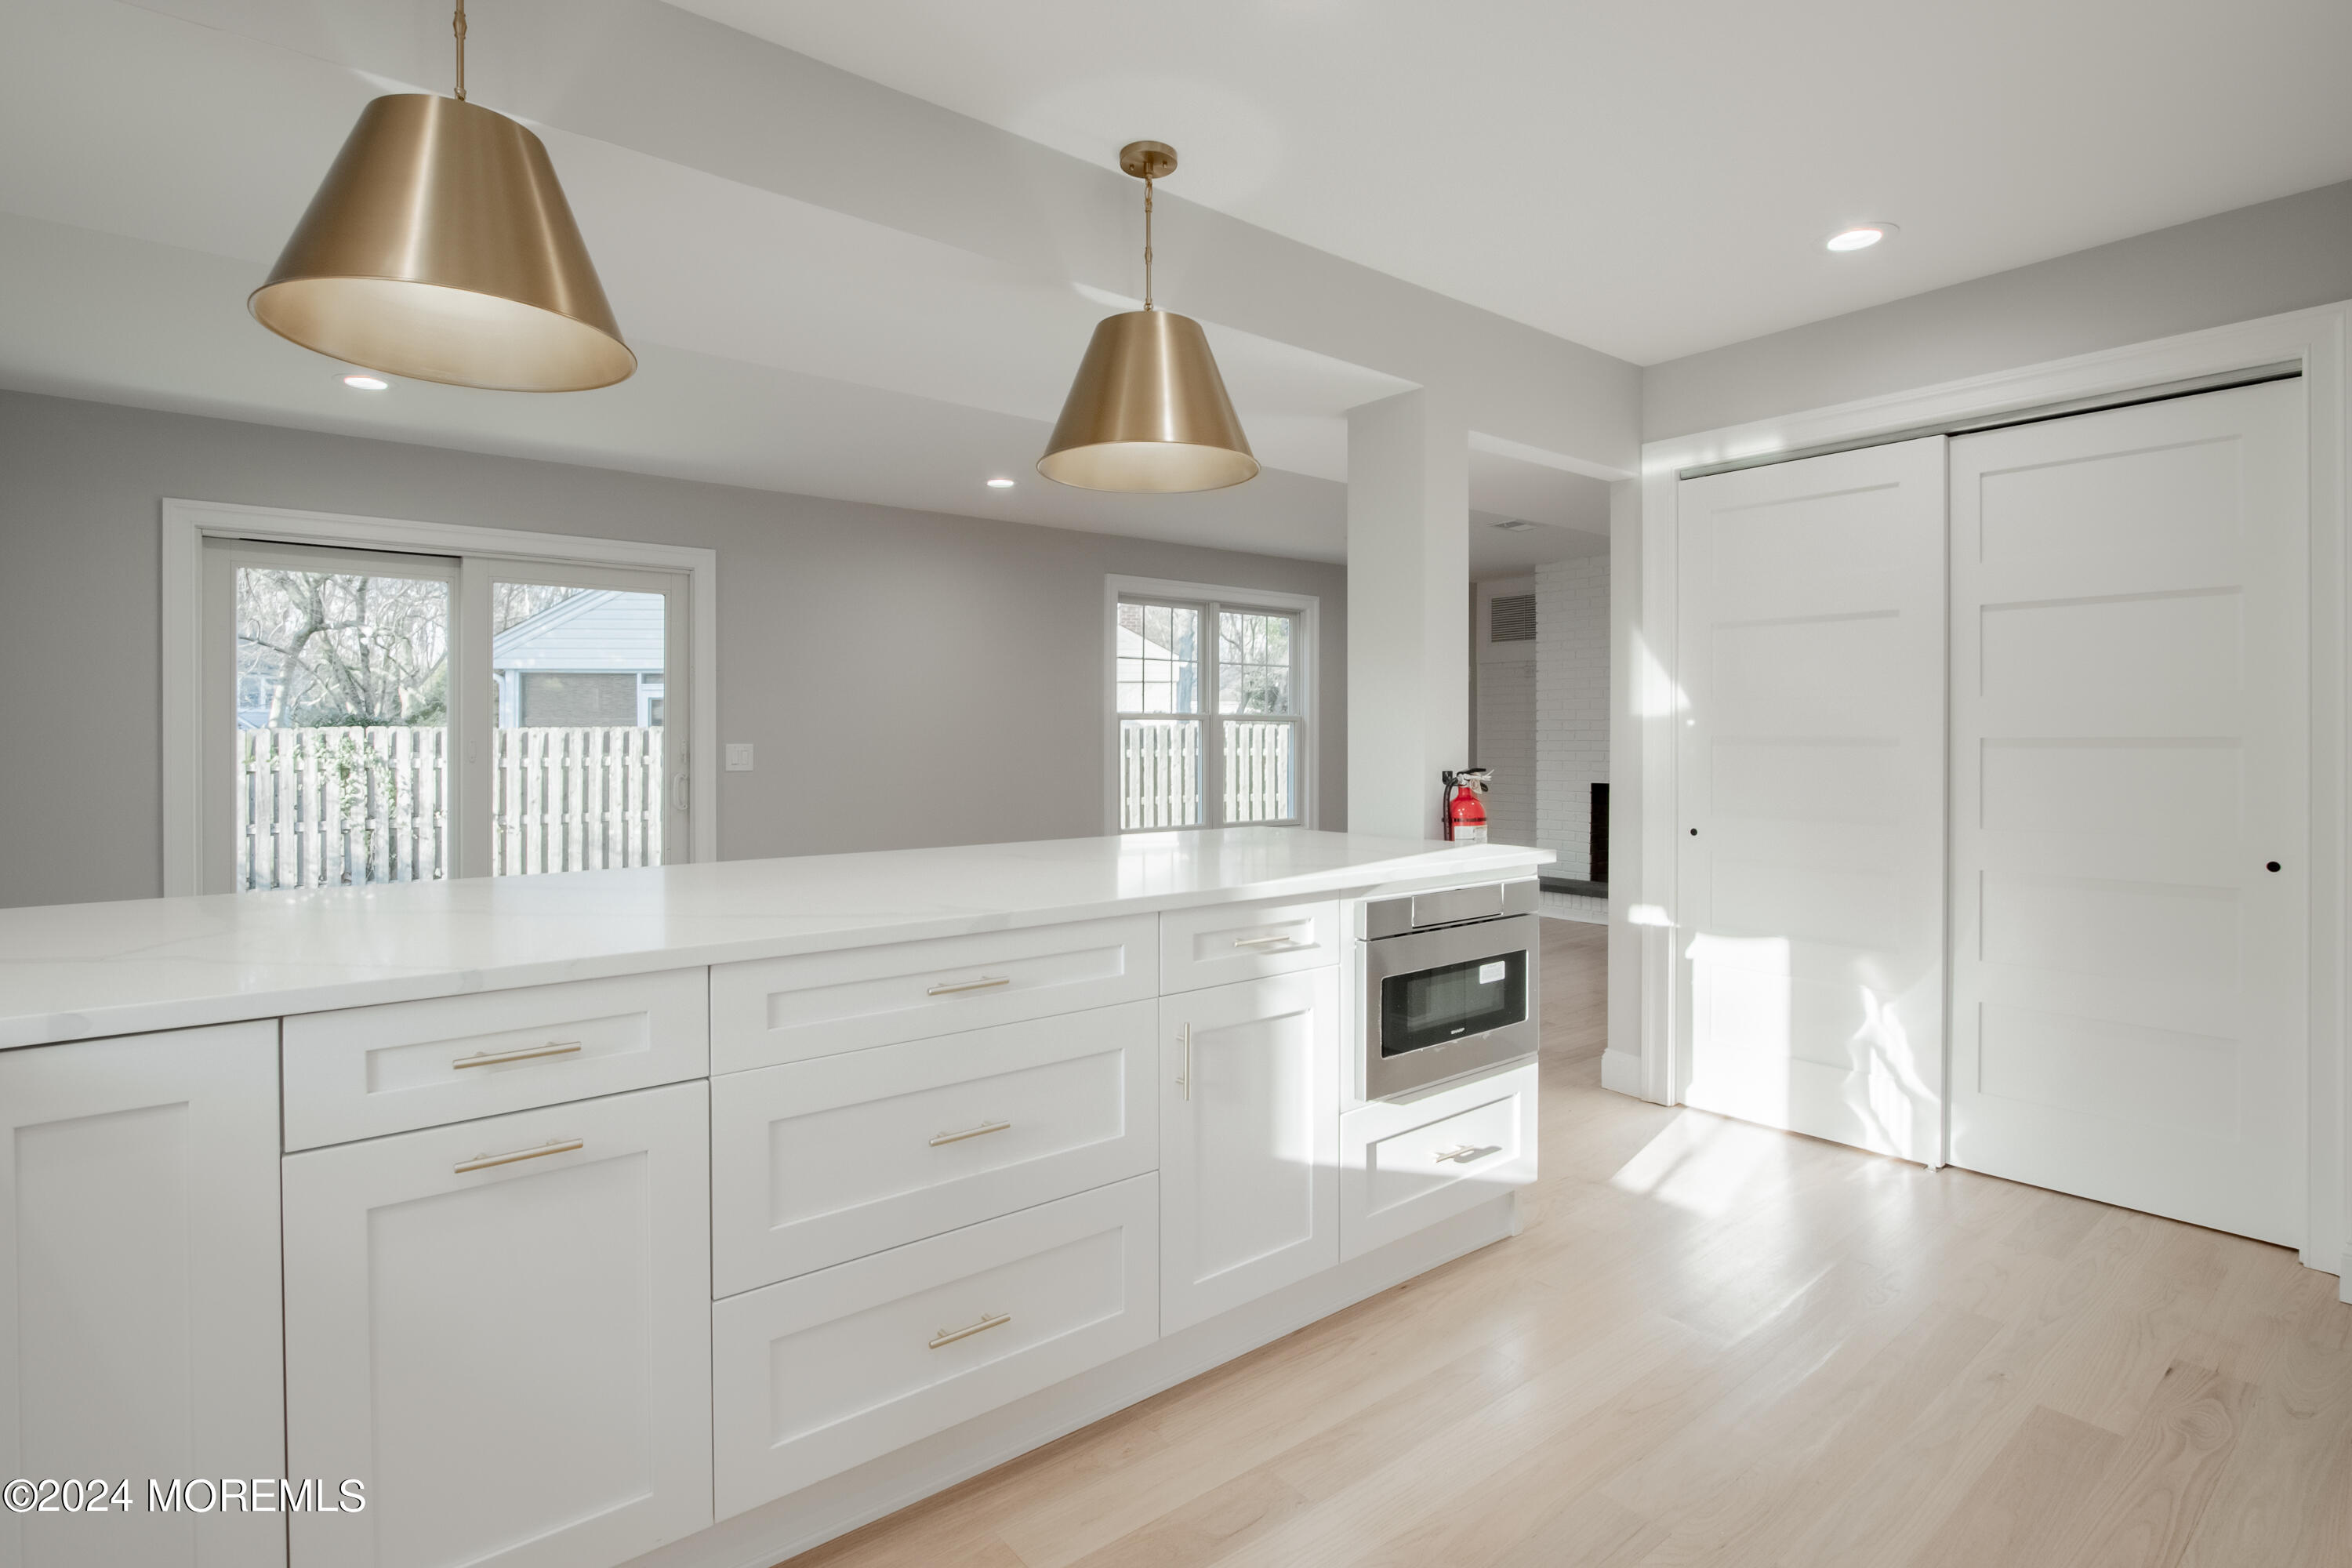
[204,542,456,891]
[201,539,688,892]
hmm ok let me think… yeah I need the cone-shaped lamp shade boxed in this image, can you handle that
[251,94,633,392]
[1038,309,1258,492]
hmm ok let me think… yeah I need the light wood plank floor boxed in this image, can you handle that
[785,918,2352,1568]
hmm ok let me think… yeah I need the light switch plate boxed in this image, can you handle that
[725,743,755,772]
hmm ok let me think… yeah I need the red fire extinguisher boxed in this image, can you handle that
[1441,768,1492,843]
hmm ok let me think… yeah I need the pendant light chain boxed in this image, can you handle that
[453,0,468,101]
[1143,176,1154,310]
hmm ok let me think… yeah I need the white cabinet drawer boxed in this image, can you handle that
[713,1002,1156,1294]
[283,969,709,1151]
[713,1173,1157,1516]
[711,915,1156,1073]
[1157,898,1341,993]
[1339,1062,1538,1261]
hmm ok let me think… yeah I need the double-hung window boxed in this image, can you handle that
[1110,579,1315,832]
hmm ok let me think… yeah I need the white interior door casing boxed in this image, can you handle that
[1160,970,1340,1333]
[1675,436,1947,1164]
[1948,379,2309,1246]
[0,1023,285,1568]
[283,1082,713,1568]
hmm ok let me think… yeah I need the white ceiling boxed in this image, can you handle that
[0,0,1610,571]
[31,0,2343,571]
[671,0,2352,365]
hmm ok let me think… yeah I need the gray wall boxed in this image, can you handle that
[0,390,1348,909]
[1644,179,2352,440]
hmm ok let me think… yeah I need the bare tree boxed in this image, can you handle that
[238,569,449,726]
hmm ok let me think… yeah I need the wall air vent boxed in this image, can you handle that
[1490,594,1537,643]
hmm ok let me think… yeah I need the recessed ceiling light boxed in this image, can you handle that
[1825,223,1896,252]
[985,477,1016,488]
[341,373,390,390]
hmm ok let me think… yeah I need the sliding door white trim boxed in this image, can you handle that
[1634,299,2350,1283]
[161,499,720,895]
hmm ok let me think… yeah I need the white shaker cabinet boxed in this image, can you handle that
[283,1082,712,1568]
[1159,969,1340,1333]
[0,1022,285,1568]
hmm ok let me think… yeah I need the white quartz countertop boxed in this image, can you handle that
[0,829,1551,1049]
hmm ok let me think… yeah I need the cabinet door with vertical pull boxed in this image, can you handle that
[1158,969,1339,1334]
[283,1082,711,1568]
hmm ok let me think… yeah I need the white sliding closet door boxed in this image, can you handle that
[1675,437,1947,1163]
[1948,379,2307,1245]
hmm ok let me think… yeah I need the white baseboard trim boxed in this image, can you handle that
[621,1195,1520,1568]
[1600,1048,1650,1100]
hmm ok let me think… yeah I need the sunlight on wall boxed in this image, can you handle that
[1631,629,1686,720]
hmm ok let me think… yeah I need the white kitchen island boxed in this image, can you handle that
[0,828,1550,1568]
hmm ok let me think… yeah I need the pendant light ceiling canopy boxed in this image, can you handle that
[1039,142,1258,494]
[249,3,633,393]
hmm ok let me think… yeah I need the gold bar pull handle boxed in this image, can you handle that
[926,975,1011,997]
[928,1312,1011,1350]
[1232,931,1305,949]
[452,1040,583,1070]
[454,1138,583,1174]
[1432,1143,1504,1166]
[929,1120,1012,1148]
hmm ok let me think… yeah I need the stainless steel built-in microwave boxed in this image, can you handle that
[1356,879,1541,1100]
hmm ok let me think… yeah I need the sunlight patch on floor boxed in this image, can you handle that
[1606,1109,1799,1218]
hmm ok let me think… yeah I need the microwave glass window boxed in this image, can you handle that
[1380,950,1529,1057]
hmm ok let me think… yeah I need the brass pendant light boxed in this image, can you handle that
[1039,142,1258,493]
[249,2,633,393]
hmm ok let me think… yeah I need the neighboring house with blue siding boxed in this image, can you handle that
[492,590,666,728]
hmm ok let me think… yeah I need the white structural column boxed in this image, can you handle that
[1347,390,1470,839]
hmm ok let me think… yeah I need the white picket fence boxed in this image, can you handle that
[236,725,664,891]
[1223,720,1297,824]
[1119,720,1202,829]
[493,726,665,877]
[1118,718,1296,829]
